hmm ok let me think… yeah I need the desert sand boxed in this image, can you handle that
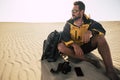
[0,21,120,80]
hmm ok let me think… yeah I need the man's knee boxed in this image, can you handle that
[91,35,107,47]
[96,35,107,44]
[94,35,109,48]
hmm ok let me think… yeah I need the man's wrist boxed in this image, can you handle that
[71,43,78,48]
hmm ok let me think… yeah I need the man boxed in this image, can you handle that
[57,1,120,80]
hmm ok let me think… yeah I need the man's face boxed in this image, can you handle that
[72,5,83,20]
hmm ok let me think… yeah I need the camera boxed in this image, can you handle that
[50,62,71,74]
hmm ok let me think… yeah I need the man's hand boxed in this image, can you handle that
[82,30,92,43]
[72,43,84,57]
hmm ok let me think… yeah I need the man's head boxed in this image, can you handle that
[72,1,85,20]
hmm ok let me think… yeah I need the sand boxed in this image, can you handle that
[0,21,120,80]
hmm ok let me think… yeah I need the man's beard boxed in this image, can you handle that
[72,16,81,21]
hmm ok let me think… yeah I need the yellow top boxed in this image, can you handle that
[64,23,90,46]
[70,23,90,45]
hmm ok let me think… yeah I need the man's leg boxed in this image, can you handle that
[91,35,120,80]
[57,42,101,68]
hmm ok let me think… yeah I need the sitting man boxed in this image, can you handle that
[57,1,119,80]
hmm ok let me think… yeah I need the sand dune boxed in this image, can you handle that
[0,21,120,80]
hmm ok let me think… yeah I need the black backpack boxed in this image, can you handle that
[41,30,61,62]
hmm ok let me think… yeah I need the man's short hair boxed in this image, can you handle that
[74,1,85,10]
